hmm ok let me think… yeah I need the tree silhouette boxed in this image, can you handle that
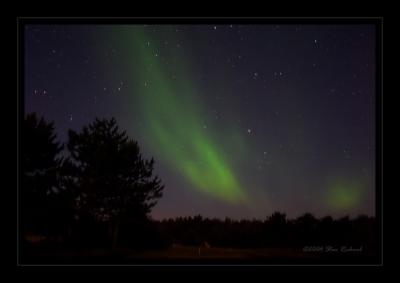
[265,212,288,246]
[67,117,164,248]
[22,113,64,238]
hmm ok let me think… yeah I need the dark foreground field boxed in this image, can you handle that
[21,244,377,265]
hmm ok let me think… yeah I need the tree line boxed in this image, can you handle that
[155,213,376,251]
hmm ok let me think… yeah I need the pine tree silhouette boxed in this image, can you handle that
[22,113,64,238]
[67,117,164,248]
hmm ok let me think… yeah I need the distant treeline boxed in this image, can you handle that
[154,213,376,250]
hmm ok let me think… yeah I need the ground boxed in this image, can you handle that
[21,243,376,265]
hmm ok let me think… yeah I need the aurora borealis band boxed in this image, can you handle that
[109,27,249,204]
[24,23,376,219]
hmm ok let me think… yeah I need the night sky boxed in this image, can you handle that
[24,24,375,220]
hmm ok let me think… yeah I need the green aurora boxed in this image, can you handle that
[108,26,249,204]
[326,179,363,211]
[95,25,373,216]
